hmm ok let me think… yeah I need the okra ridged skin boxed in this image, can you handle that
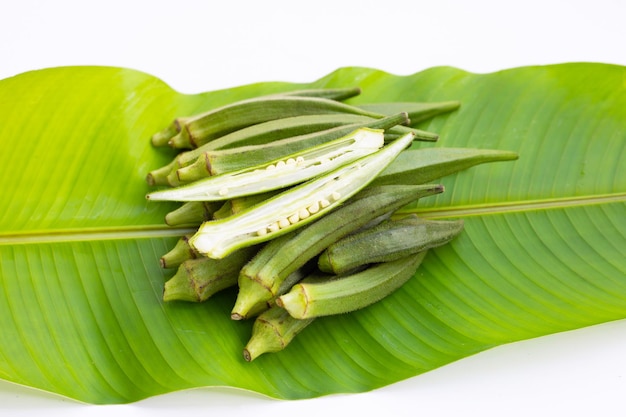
[242,305,315,362]
[318,215,464,274]
[146,128,386,202]
[231,183,444,319]
[372,147,519,186]
[168,95,383,149]
[177,113,408,180]
[277,251,427,319]
[162,246,258,303]
[188,132,417,259]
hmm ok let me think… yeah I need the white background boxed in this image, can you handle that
[1,1,625,416]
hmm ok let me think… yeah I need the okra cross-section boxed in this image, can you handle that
[188,132,416,259]
[145,128,385,202]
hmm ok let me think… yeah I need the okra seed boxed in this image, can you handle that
[331,191,341,201]
[276,160,286,168]
[266,164,276,170]
[219,187,229,196]
[320,199,330,209]
[288,213,300,224]
[268,223,280,233]
[296,156,305,165]
[257,228,268,237]
[286,158,296,165]
[298,208,310,219]
[308,201,320,214]
[278,218,290,229]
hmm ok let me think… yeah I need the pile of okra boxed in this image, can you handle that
[146,87,518,361]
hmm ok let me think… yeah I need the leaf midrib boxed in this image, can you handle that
[1,192,624,245]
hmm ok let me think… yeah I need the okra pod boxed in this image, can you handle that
[146,128,386,202]
[276,251,427,319]
[175,113,408,180]
[188,132,418,259]
[231,183,444,319]
[318,215,464,274]
[159,234,199,269]
[162,246,258,302]
[372,147,519,186]
[242,305,315,362]
[150,87,362,147]
[167,95,384,149]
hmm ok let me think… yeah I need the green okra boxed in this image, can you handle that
[371,147,519,186]
[242,305,315,362]
[162,245,258,302]
[146,128,386,202]
[150,87,362,147]
[188,132,417,259]
[174,113,408,181]
[276,251,428,319]
[318,215,464,274]
[166,95,384,149]
[163,201,223,226]
[231,183,444,319]
[159,234,199,269]
[356,101,460,124]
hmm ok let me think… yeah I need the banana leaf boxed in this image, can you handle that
[0,63,624,405]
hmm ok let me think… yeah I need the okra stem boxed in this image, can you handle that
[163,246,258,302]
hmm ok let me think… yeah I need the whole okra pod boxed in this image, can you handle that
[277,251,428,319]
[150,87,362,147]
[318,214,464,274]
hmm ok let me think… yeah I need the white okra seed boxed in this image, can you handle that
[268,223,280,233]
[276,160,286,168]
[288,213,300,224]
[331,191,341,201]
[266,164,276,170]
[278,218,290,229]
[286,158,296,165]
[298,208,310,219]
[320,199,330,209]
[218,187,229,196]
[256,228,268,237]
[308,201,320,214]
[296,156,305,165]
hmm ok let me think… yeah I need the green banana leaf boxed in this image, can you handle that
[0,63,624,405]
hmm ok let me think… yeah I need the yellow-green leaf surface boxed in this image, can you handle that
[0,64,624,404]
